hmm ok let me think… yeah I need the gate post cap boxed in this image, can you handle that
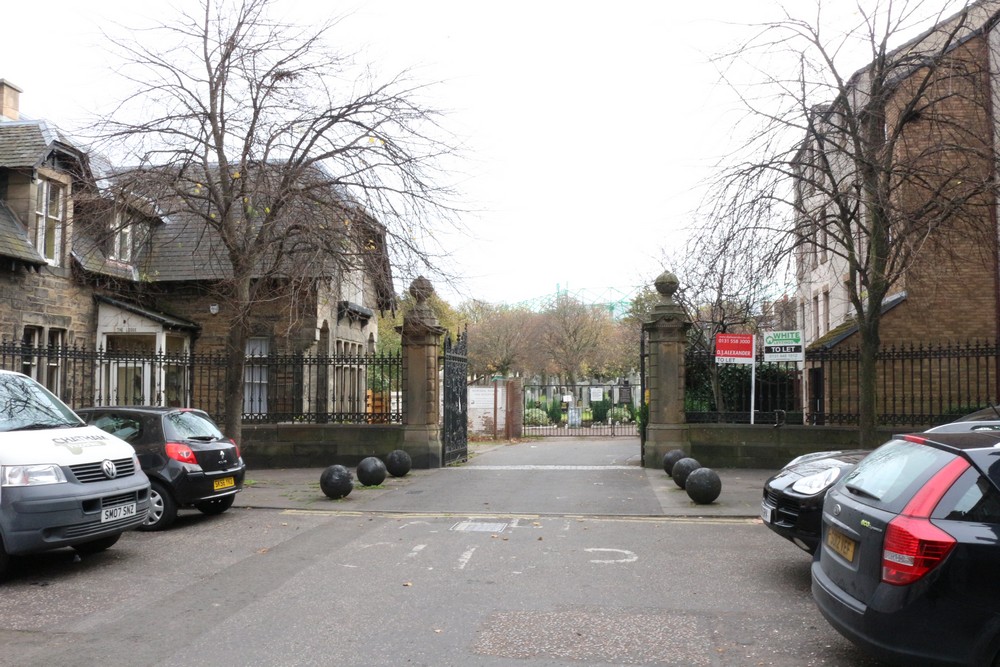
[654,271,679,299]
[409,276,434,302]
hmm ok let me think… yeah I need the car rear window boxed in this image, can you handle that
[163,411,223,440]
[840,439,957,513]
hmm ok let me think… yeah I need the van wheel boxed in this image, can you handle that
[72,533,121,555]
[195,494,235,515]
[140,481,177,531]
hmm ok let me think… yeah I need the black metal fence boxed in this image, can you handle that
[0,340,402,425]
[523,383,640,437]
[684,340,1000,427]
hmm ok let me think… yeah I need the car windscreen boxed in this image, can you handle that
[0,373,83,432]
[163,411,224,441]
[839,439,956,513]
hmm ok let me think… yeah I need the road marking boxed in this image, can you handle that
[457,547,476,570]
[453,465,635,471]
[407,544,427,558]
[585,548,638,564]
[279,509,757,525]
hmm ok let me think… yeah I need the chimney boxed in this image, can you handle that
[0,80,22,121]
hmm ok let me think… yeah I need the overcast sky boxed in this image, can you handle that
[1,0,882,308]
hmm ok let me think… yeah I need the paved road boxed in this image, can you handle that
[0,439,890,666]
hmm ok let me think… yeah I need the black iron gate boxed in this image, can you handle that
[442,330,469,464]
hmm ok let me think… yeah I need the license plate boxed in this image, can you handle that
[826,526,857,562]
[213,476,235,491]
[760,502,773,523]
[102,502,137,523]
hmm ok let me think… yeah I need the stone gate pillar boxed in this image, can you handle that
[642,271,691,468]
[398,276,446,468]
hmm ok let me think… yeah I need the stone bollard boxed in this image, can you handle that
[357,456,388,486]
[685,467,722,504]
[671,457,702,489]
[320,465,354,499]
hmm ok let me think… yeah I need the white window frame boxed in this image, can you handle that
[35,179,65,266]
[109,212,133,262]
[244,337,270,417]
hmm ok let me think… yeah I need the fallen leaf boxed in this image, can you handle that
[403,582,413,587]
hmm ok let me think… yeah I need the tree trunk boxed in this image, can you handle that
[223,277,252,445]
[857,317,881,448]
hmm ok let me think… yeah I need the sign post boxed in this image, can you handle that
[714,333,757,424]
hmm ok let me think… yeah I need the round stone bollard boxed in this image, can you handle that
[662,449,687,476]
[685,467,722,504]
[320,464,354,499]
[357,456,388,486]
[671,457,702,489]
[384,449,412,477]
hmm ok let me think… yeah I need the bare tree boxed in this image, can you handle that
[706,0,998,443]
[668,228,783,413]
[462,303,535,379]
[87,0,457,439]
[539,295,615,385]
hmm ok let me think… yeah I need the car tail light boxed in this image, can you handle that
[165,442,197,464]
[881,456,968,585]
[227,438,241,459]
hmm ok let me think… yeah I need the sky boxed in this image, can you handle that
[0,0,851,308]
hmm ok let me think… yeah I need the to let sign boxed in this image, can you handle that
[715,333,755,364]
[763,330,804,362]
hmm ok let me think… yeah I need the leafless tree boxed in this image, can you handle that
[705,0,997,443]
[667,228,784,413]
[86,0,458,438]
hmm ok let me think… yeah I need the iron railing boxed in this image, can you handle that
[0,340,402,425]
[684,340,1000,427]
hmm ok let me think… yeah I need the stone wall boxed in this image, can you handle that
[240,423,404,468]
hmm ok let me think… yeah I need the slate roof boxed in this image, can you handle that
[0,120,73,169]
[0,200,44,267]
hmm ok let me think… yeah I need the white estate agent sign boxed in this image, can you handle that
[763,330,805,362]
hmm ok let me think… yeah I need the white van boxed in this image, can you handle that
[0,370,150,577]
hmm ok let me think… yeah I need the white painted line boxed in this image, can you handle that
[454,465,634,471]
[585,548,638,564]
[457,547,477,570]
[407,544,427,558]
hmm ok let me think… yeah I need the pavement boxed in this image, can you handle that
[233,439,773,519]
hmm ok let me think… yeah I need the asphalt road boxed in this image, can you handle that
[0,439,891,667]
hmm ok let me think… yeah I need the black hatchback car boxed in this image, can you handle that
[761,450,870,554]
[812,431,1000,666]
[76,407,245,531]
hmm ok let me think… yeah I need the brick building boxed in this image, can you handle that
[794,2,1000,421]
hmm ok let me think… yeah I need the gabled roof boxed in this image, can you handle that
[0,200,45,268]
[0,120,80,169]
[94,294,200,333]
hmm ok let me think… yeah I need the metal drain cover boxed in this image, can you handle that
[451,520,508,533]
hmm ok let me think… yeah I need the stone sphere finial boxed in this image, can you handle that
[654,271,679,300]
[409,276,434,303]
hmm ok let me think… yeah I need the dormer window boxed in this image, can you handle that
[35,179,65,265]
[109,212,133,262]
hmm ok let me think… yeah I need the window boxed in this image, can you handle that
[812,295,820,339]
[108,213,133,262]
[822,291,830,334]
[45,329,65,395]
[244,337,270,417]
[20,326,41,379]
[35,179,65,265]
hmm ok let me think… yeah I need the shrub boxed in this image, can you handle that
[524,407,550,426]
[547,398,564,425]
[608,406,632,423]
[590,399,612,423]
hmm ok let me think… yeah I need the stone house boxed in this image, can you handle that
[0,79,393,415]
[793,2,1000,420]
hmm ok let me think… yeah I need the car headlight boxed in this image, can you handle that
[791,467,841,495]
[2,464,68,487]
